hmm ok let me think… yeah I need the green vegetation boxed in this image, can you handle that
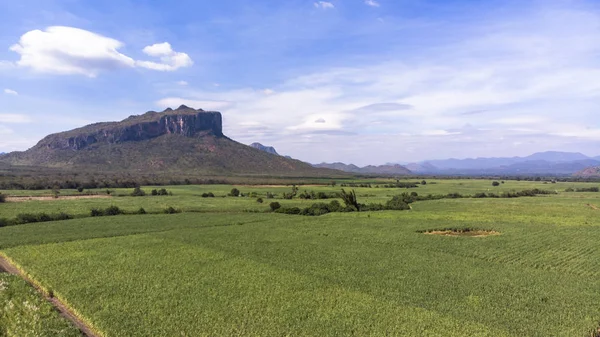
[0,179,600,336]
[0,273,80,336]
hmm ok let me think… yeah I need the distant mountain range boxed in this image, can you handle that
[404,151,600,176]
[313,162,412,175]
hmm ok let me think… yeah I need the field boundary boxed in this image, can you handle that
[0,254,101,337]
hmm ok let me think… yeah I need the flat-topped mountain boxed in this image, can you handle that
[0,106,343,176]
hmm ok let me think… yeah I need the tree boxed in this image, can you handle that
[269,202,281,211]
[339,189,360,211]
[229,188,240,197]
[421,180,427,185]
[131,186,146,196]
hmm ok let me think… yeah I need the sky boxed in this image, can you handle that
[1,0,600,166]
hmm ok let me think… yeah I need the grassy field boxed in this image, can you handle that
[0,273,81,336]
[0,179,600,336]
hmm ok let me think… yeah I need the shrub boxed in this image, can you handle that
[0,218,12,227]
[385,197,410,210]
[340,189,360,211]
[256,198,264,203]
[163,206,180,214]
[269,202,281,211]
[14,212,73,224]
[0,194,5,203]
[229,188,240,197]
[91,208,103,217]
[250,192,258,198]
[104,206,123,216]
[421,180,427,185]
[77,187,84,193]
[276,207,302,215]
[266,192,275,199]
[492,181,500,187]
[565,187,575,192]
[131,187,146,197]
[473,192,487,198]
[201,192,215,198]
[151,189,158,196]
[575,187,600,192]
[138,207,147,214]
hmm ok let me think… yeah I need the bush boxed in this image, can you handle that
[421,180,427,185]
[163,206,180,214]
[276,207,302,215]
[77,187,84,193]
[152,189,158,196]
[104,206,123,216]
[229,188,240,197]
[0,218,12,227]
[269,202,281,211]
[575,187,600,192]
[201,192,215,198]
[14,212,73,224]
[492,181,500,187]
[137,207,147,214]
[385,197,410,210]
[90,208,103,217]
[473,192,487,198]
[256,198,264,203]
[131,187,146,197]
[266,192,275,199]
[0,194,5,203]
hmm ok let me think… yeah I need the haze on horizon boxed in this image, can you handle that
[1,0,600,166]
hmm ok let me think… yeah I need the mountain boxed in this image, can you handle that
[250,143,279,155]
[0,105,343,176]
[406,151,599,175]
[314,162,411,175]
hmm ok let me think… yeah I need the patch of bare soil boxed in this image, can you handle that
[7,195,111,202]
[587,204,599,210]
[423,229,500,237]
[0,256,99,337]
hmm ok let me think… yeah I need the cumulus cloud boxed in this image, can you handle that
[3,89,18,95]
[365,0,380,7]
[8,27,192,77]
[136,42,193,71]
[177,81,188,86]
[315,118,326,123]
[314,1,334,9]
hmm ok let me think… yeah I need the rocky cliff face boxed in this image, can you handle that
[37,106,223,151]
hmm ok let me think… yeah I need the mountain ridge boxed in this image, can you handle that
[0,106,344,177]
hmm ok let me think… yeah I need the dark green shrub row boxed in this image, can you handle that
[151,188,171,196]
[0,212,74,226]
[201,192,215,198]
[340,183,372,188]
[91,206,124,217]
[298,190,338,200]
[379,182,419,189]
[565,187,599,192]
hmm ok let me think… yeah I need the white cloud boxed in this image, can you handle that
[0,114,32,123]
[3,89,18,95]
[263,89,275,95]
[365,0,380,7]
[314,1,334,9]
[9,26,135,77]
[136,42,193,71]
[8,27,193,77]
[177,81,188,86]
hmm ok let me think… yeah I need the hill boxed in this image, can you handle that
[0,106,342,176]
[575,166,600,177]
[314,162,411,175]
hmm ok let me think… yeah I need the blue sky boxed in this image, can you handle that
[1,0,600,165]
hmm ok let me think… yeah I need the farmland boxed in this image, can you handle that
[1,179,600,336]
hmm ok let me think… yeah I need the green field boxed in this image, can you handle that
[1,179,600,336]
[0,273,80,336]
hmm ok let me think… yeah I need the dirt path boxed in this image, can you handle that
[587,204,599,210]
[7,195,111,202]
[0,256,99,337]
